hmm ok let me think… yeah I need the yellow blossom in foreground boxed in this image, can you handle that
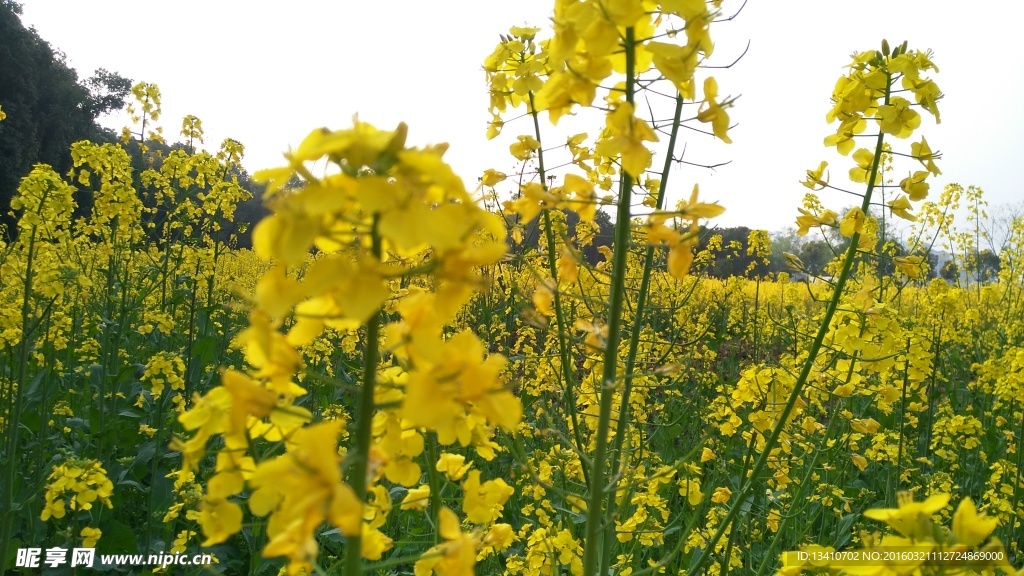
[402,485,431,511]
[402,330,521,437]
[839,207,866,237]
[888,195,916,221]
[481,523,515,558]
[697,77,732,143]
[851,418,881,434]
[802,161,829,190]
[462,470,515,524]
[893,255,926,279]
[436,453,473,481]
[900,170,930,200]
[851,453,868,471]
[795,207,838,236]
[951,497,998,547]
[911,136,941,176]
[481,169,507,187]
[41,460,114,521]
[646,185,724,278]
[862,491,948,537]
[595,102,658,177]
[80,527,102,548]
[711,486,732,504]
[361,525,394,560]
[415,508,479,576]
[510,135,540,161]
[197,498,242,547]
[848,148,875,183]
[246,421,362,573]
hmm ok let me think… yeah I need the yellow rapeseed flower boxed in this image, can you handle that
[862,491,949,538]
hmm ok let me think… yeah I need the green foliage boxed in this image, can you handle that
[698,226,772,278]
[0,4,130,237]
[508,208,613,265]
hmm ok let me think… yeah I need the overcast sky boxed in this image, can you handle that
[17,1,1024,232]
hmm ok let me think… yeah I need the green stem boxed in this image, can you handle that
[582,25,636,576]
[894,339,911,507]
[528,92,589,484]
[184,252,203,401]
[425,435,443,545]
[143,390,172,554]
[922,320,943,458]
[98,220,119,457]
[343,216,383,576]
[27,314,54,546]
[601,92,685,576]
[753,277,761,363]
[0,224,38,572]
[721,433,759,576]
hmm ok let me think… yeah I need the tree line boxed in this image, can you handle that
[0,1,267,246]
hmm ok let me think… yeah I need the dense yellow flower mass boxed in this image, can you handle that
[41,460,114,521]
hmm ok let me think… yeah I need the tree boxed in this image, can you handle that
[941,260,959,282]
[926,250,942,280]
[507,208,613,266]
[0,4,131,237]
[971,249,1001,284]
[768,227,801,274]
[799,240,834,277]
[84,68,131,118]
[693,226,770,278]
[981,201,1024,256]
[876,237,908,277]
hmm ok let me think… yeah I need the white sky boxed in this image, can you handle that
[17,1,1024,232]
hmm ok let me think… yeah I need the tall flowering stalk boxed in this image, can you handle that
[0,166,77,569]
[741,41,957,575]
[171,120,516,575]
[486,1,732,574]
